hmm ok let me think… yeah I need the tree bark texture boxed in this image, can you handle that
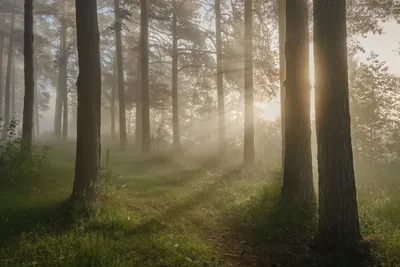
[0,30,4,121]
[172,0,181,152]
[278,0,286,168]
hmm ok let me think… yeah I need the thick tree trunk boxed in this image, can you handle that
[114,0,128,150]
[243,0,255,167]
[11,56,15,116]
[72,0,102,204]
[140,0,150,153]
[313,0,362,251]
[215,0,225,156]
[172,0,181,152]
[2,3,16,139]
[282,0,314,201]
[21,0,34,152]
[0,31,4,120]
[278,0,286,168]
[110,58,116,141]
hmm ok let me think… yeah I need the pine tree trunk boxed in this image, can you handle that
[0,29,4,121]
[282,0,314,201]
[11,56,15,117]
[111,58,116,141]
[21,0,34,152]
[278,0,286,168]
[243,0,255,167]
[215,0,225,156]
[140,0,150,153]
[72,0,102,204]
[172,0,181,152]
[114,0,128,150]
[313,0,362,251]
[2,3,16,139]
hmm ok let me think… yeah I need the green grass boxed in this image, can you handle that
[1,144,400,266]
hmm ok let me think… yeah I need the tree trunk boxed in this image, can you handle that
[71,0,102,204]
[172,0,181,152]
[21,0,34,152]
[215,0,225,156]
[278,0,286,168]
[0,28,4,121]
[61,15,68,142]
[2,3,16,139]
[140,0,150,153]
[281,0,314,201]
[54,27,64,141]
[313,0,362,251]
[11,55,15,116]
[114,0,128,150]
[111,57,116,141]
[34,62,39,137]
[243,0,255,167]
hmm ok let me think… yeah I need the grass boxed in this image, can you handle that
[1,143,400,266]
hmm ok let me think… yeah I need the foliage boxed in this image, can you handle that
[0,119,49,185]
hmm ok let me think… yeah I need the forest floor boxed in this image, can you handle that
[0,143,400,266]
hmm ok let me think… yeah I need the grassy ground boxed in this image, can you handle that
[0,143,400,266]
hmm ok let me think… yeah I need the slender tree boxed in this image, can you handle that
[243,0,255,167]
[171,0,181,152]
[215,0,225,156]
[140,0,150,152]
[282,0,314,200]
[110,57,116,141]
[34,60,39,137]
[278,0,286,167]
[54,25,64,140]
[313,0,362,251]
[0,17,5,120]
[2,1,16,139]
[114,0,128,150]
[21,0,34,152]
[61,14,68,142]
[11,56,15,116]
[71,0,102,203]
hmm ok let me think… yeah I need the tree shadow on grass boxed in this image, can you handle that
[223,185,380,267]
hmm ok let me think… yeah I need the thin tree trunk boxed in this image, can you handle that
[278,0,286,168]
[72,0,102,204]
[282,0,314,201]
[2,3,16,139]
[172,0,181,152]
[61,15,68,142]
[54,28,64,141]
[21,0,34,152]
[11,55,15,117]
[114,0,128,150]
[34,62,39,137]
[243,0,255,167]
[313,0,362,251]
[140,0,150,153]
[111,57,116,141]
[215,0,225,156]
[0,22,4,120]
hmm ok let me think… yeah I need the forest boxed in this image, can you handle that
[0,0,400,266]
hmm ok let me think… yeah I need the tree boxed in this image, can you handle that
[21,0,34,152]
[171,0,180,152]
[2,0,17,139]
[313,0,362,251]
[215,0,225,156]
[281,0,314,200]
[278,0,286,167]
[114,0,128,150]
[71,0,102,203]
[243,0,254,167]
[110,57,116,141]
[0,16,4,120]
[140,0,150,152]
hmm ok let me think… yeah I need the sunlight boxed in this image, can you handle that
[261,43,315,121]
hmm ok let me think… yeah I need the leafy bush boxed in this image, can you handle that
[0,119,49,185]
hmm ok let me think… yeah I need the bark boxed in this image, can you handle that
[278,0,286,168]
[21,0,34,152]
[282,0,314,201]
[11,56,15,116]
[110,57,116,141]
[243,0,255,167]
[61,15,68,142]
[215,0,225,156]
[71,0,102,204]
[140,0,150,153]
[34,62,39,137]
[313,0,362,251]
[172,0,181,152]
[54,27,64,141]
[114,0,128,150]
[2,3,16,139]
[0,29,4,120]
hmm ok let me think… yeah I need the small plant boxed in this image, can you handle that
[0,118,50,185]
